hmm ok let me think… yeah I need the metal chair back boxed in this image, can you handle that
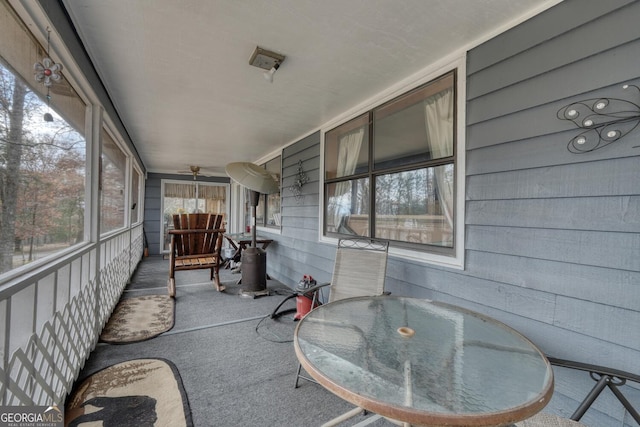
[328,237,389,303]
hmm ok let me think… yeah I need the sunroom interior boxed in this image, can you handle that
[1,0,638,426]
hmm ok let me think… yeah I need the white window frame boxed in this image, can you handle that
[130,164,144,226]
[319,55,466,270]
[99,125,130,237]
[254,151,283,236]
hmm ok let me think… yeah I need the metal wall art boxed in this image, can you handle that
[557,83,640,154]
[288,160,309,203]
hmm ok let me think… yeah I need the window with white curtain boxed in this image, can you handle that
[324,71,457,255]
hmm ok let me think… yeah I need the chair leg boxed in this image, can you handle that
[168,278,176,298]
[294,363,303,388]
[294,363,318,388]
[212,266,225,292]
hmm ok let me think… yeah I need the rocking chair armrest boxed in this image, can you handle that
[168,228,226,235]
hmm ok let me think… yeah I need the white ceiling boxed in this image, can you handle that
[62,0,556,177]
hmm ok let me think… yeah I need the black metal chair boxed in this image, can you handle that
[516,357,640,426]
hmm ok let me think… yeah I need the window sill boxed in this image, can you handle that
[319,235,464,270]
[256,225,282,236]
[390,246,464,270]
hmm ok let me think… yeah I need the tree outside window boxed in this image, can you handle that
[324,71,456,254]
[0,61,86,274]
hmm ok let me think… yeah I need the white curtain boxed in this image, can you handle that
[333,128,364,230]
[423,88,454,230]
[199,185,226,200]
[201,185,226,216]
[165,183,196,199]
[164,183,226,215]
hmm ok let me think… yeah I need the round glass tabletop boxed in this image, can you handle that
[294,296,554,426]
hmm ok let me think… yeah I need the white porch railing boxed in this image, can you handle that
[0,224,144,406]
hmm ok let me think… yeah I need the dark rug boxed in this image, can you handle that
[100,295,174,343]
[65,358,192,427]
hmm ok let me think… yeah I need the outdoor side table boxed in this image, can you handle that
[223,232,273,262]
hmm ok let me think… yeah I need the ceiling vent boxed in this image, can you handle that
[249,46,285,70]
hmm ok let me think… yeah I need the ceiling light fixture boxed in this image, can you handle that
[190,165,200,180]
[263,63,279,83]
[249,46,285,83]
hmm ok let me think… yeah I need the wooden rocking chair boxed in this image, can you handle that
[167,213,226,297]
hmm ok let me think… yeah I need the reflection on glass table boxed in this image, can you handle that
[294,296,554,427]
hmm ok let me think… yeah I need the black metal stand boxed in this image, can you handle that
[240,190,270,298]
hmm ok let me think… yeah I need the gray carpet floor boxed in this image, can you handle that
[71,256,397,427]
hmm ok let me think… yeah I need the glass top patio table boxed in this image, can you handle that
[294,296,554,427]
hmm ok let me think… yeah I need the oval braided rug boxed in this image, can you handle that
[65,358,192,427]
[100,295,174,344]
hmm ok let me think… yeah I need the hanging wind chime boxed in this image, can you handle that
[33,28,63,122]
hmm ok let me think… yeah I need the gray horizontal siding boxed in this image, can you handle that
[464,1,640,420]
[466,0,635,74]
[467,1,639,99]
[467,156,640,192]
[282,215,320,231]
[143,178,162,254]
[467,196,639,232]
[467,225,638,271]
[554,296,640,349]
[464,251,640,311]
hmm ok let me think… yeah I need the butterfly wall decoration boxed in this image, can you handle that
[288,160,309,203]
[557,84,640,154]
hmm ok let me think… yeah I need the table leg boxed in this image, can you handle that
[404,360,413,406]
[321,407,365,427]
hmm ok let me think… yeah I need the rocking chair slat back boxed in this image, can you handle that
[167,213,225,297]
[173,213,222,257]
